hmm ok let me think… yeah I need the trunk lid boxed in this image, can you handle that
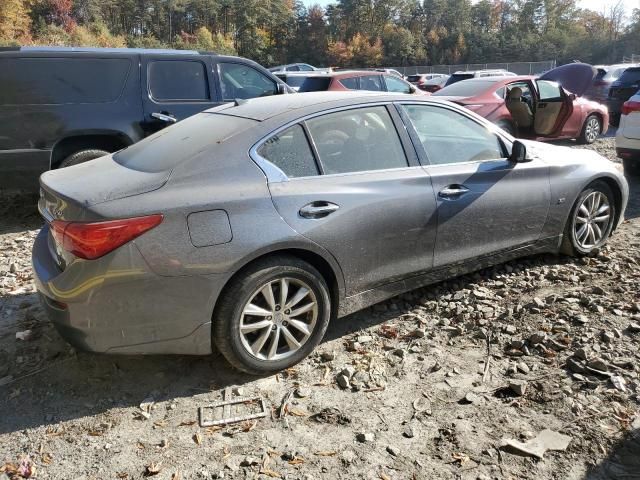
[538,63,596,96]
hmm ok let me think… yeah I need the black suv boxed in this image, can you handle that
[607,66,640,125]
[0,47,290,190]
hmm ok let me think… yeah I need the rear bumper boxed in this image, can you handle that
[32,226,223,355]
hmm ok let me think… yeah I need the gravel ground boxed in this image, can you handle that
[1,137,639,480]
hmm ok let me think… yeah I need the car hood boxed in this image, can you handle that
[520,139,612,168]
[539,63,596,96]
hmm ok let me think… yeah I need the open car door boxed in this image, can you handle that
[533,62,596,136]
[533,79,573,136]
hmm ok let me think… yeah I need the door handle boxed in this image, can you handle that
[438,185,470,199]
[299,201,340,219]
[151,112,177,123]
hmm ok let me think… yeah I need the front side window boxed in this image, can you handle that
[385,75,412,94]
[299,64,314,71]
[218,62,278,101]
[148,60,209,101]
[359,75,384,92]
[339,77,359,89]
[307,106,407,174]
[536,80,563,101]
[257,124,319,178]
[287,65,300,71]
[401,105,504,165]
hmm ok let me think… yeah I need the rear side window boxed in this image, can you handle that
[148,60,209,101]
[298,77,332,92]
[385,75,412,93]
[359,75,384,91]
[339,77,359,89]
[257,125,319,178]
[307,106,407,174]
[618,68,640,84]
[0,57,130,105]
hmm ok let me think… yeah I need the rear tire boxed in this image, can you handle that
[59,149,110,168]
[578,115,601,144]
[212,256,331,375]
[560,181,616,256]
[623,158,640,177]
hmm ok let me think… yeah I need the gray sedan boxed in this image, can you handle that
[32,92,628,374]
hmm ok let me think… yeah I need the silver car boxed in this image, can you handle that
[32,92,628,374]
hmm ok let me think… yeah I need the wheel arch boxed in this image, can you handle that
[596,176,624,231]
[51,131,134,168]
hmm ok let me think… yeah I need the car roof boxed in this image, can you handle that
[0,46,201,55]
[208,91,445,122]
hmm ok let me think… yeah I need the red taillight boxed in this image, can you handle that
[622,100,640,116]
[50,215,163,260]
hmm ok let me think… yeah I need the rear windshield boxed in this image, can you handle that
[603,67,627,81]
[407,75,422,82]
[113,113,255,173]
[298,77,332,92]
[434,79,496,97]
[445,73,473,86]
[0,57,131,105]
[617,68,640,84]
[283,76,312,88]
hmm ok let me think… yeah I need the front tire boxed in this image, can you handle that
[578,115,601,144]
[59,149,110,168]
[560,181,616,256]
[212,256,331,375]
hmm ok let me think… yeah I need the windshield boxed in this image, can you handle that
[407,75,422,82]
[284,76,313,88]
[114,113,256,173]
[434,79,497,97]
[445,73,473,86]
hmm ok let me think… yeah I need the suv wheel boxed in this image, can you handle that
[213,256,331,375]
[578,115,601,144]
[623,158,640,177]
[560,181,616,256]
[59,149,110,168]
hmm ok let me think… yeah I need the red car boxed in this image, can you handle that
[433,63,607,144]
[277,70,427,95]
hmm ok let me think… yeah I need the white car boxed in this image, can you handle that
[615,91,640,176]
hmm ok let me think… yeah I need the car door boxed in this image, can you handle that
[255,105,438,295]
[358,75,385,92]
[397,102,550,268]
[141,55,220,135]
[533,79,573,136]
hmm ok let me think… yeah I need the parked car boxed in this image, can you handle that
[615,91,640,176]
[433,63,606,144]
[373,68,405,78]
[421,74,450,93]
[32,91,628,374]
[275,70,424,95]
[444,69,517,87]
[407,73,448,91]
[585,64,637,105]
[269,62,318,73]
[0,46,290,190]
[608,66,640,126]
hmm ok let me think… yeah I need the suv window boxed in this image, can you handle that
[339,77,359,89]
[307,106,407,174]
[617,67,640,84]
[401,104,504,165]
[148,60,209,101]
[298,77,332,92]
[299,64,315,71]
[536,80,563,101]
[359,75,384,92]
[257,124,319,178]
[218,62,278,101]
[0,57,131,105]
[384,75,412,93]
[287,65,300,71]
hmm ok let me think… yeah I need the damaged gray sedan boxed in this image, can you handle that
[32,92,628,374]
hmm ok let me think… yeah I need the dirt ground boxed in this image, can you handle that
[1,136,639,480]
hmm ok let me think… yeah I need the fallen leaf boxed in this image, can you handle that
[193,432,202,445]
[178,420,196,427]
[315,451,337,456]
[379,473,391,480]
[222,445,231,459]
[145,461,163,476]
[259,468,282,478]
[116,473,129,479]
[288,408,307,417]
[288,457,305,465]
[41,453,53,465]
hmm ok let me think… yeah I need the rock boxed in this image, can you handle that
[15,329,32,341]
[336,374,350,389]
[574,348,588,361]
[587,358,609,372]
[392,348,406,358]
[529,331,546,344]
[356,432,375,443]
[320,351,335,362]
[463,392,482,405]
[341,366,356,378]
[601,331,616,343]
[232,387,245,396]
[509,380,528,397]
[386,445,399,456]
[356,335,373,344]
[566,358,586,373]
[403,424,415,438]
[295,387,310,398]
[504,325,517,334]
[412,328,426,338]
[501,429,572,459]
[516,362,530,374]
[533,297,546,308]
[574,315,590,325]
[610,375,627,392]
[628,322,640,333]
[240,456,260,467]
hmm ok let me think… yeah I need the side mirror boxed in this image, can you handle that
[509,140,530,162]
[277,83,288,95]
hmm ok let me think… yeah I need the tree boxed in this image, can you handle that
[0,0,32,44]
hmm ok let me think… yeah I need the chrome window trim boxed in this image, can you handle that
[250,101,410,183]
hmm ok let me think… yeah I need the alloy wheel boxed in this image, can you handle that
[574,191,611,249]
[239,277,318,361]
[584,117,600,143]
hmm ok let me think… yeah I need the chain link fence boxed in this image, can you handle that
[387,61,556,76]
